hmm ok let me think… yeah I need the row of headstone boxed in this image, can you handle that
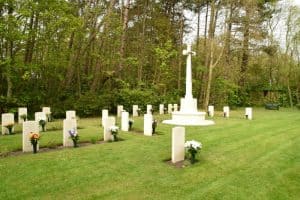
[103,107,155,137]
[22,110,77,152]
[116,104,179,118]
[206,106,253,120]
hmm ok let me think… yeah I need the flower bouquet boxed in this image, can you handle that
[68,128,79,147]
[185,140,202,164]
[29,132,40,153]
[109,125,119,141]
[152,119,157,134]
[20,114,27,122]
[39,120,46,132]
[128,119,134,131]
[4,123,14,134]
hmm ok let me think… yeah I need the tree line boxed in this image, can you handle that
[0,0,299,117]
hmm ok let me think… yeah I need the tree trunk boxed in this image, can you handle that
[119,0,130,76]
[240,6,250,87]
[204,1,209,49]
[178,9,184,90]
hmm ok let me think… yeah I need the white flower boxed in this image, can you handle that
[109,125,119,132]
[185,140,202,150]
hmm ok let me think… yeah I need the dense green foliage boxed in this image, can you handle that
[0,108,299,199]
[0,1,300,116]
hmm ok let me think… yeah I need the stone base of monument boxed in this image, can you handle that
[163,111,214,126]
[163,97,214,126]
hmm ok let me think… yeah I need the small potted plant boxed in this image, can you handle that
[20,114,27,122]
[68,128,79,147]
[152,119,157,134]
[128,119,134,131]
[39,120,46,132]
[109,125,119,141]
[29,132,40,154]
[4,123,14,134]
[185,140,202,164]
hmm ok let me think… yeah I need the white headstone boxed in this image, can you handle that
[144,114,153,136]
[18,107,27,123]
[1,113,14,135]
[35,112,47,121]
[159,104,164,115]
[35,112,47,131]
[63,119,77,147]
[223,106,230,118]
[121,111,129,131]
[172,127,185,163]
[42,107,51,121]
[102,109,109,126]
[168,104,173,114]
[173,104,178,112]
[208,105,214,117]
[22,121,39,152]
[132,105,138,117]
[103,117,116,141]
[117,105,123,117]
[66,110,76,120]
[42,107,51,114]
[147,105,152,114]
[245,107,253,120]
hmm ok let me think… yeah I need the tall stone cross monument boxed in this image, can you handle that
[183,44,196,100]
[162,44,214,126]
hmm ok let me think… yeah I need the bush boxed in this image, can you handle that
[116,88,162,113]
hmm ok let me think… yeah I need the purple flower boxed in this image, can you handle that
[68,128,77,137]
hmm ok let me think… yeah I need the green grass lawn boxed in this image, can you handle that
[0,108,299,200]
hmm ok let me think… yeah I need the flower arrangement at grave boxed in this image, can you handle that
[109,125,119,141]
[128,119,134,131]
[20,114,27,122]
[152,119,157,134]
[39,120,46,132]
[29,132,40,154]
[68,128,79,148]
[3,123,14,134]
[185,140,202,164]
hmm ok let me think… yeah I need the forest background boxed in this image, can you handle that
[1,0,300,117]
